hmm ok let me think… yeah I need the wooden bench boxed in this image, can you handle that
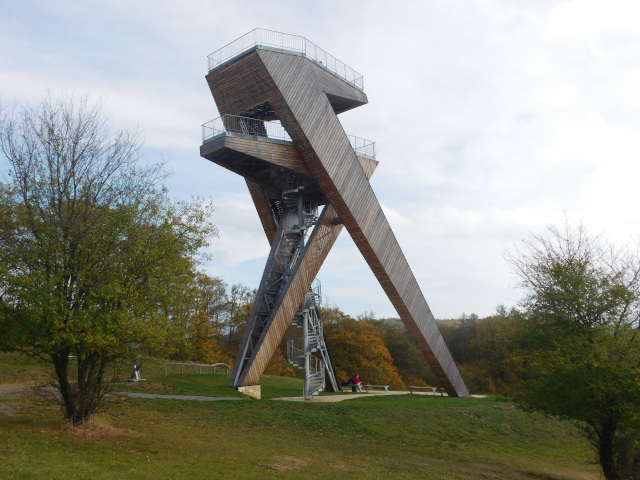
[362,384,389,393]
[408,386,444,396]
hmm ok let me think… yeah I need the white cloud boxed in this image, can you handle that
[207,193,270,267]
[3,0,640,318]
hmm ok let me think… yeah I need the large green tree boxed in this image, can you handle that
[0,94,215,424]
[508,222,640,480]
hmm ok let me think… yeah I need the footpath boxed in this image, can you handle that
[1,384,485,404]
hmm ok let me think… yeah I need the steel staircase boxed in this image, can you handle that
[230,184,319,387]
[287,281,340,399]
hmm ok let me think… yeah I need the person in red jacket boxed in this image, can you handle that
[353,374,361,392]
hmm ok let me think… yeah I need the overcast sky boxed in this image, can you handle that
[2,0,640,319]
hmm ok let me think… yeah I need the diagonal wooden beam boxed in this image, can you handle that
[257,51,468,397]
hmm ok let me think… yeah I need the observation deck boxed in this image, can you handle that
[207,28,364,91]
[200,114,377,206]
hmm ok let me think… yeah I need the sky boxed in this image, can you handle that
[2,0,640,320]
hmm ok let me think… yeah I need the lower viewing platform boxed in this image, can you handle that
[200,115,377,205]
[202,115,376,159]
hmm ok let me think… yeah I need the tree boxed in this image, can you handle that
[0,94,215,424]
[322,307,404,388]
[220,283,254,352]
[507,221,640,480]
[439,313,479,364]
[162,272,228,364]
[369,318,439,387]
[466,312,524,395]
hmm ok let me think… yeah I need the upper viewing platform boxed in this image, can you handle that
[207,28,364,91]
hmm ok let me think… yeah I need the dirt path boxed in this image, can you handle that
[0,383,36,398]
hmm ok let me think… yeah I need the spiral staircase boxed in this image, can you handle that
[287,281,340,399]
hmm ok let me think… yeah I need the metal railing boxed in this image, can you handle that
[164,362,231,375]
[307,356,325,397]
[202,115,291,143]
[347,135,376,159]
[287,337,304,361]
[202,115,376,159]
[207,28,364,91]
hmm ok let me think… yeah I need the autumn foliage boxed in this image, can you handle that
[321,307,404,389]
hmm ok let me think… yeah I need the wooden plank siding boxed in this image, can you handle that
[203,46,469,397]
[245,179,277,243]
[200,136,313,181]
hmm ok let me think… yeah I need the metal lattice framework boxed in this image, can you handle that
[200,29,469,397]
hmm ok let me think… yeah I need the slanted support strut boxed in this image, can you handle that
[230,186,316,387]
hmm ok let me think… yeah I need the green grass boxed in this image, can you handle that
[115,360,307,399]
[0,351,51,384]
[0,353,600,479]
[115,373,305,399]
[0,352,305,398]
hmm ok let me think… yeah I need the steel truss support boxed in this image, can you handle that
[230,185,325,387]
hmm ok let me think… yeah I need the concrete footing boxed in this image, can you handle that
[238,385,261,400]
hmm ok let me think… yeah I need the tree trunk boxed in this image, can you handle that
[51,350,75,421]
[52,349,109,425]
[73,352,108,424]
[599,420,620,480]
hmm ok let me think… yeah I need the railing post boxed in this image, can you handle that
[303,309,310,399]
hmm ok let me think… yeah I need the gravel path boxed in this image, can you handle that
[0,385,244,402]
[2,384,484,403]
[119,392,245,401]
[274,391,427,402]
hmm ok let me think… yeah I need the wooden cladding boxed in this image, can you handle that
[203,42,470,397]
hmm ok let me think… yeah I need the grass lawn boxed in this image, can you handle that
[0,352,51,384]
[0,353,600,479]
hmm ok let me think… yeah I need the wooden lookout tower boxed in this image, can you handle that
[200,29,470,397]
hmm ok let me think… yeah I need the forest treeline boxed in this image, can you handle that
[154,270,522,394]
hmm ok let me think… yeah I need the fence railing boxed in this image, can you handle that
[202,115,376,159]
[164,362,231,375]
[207,28,364,90]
